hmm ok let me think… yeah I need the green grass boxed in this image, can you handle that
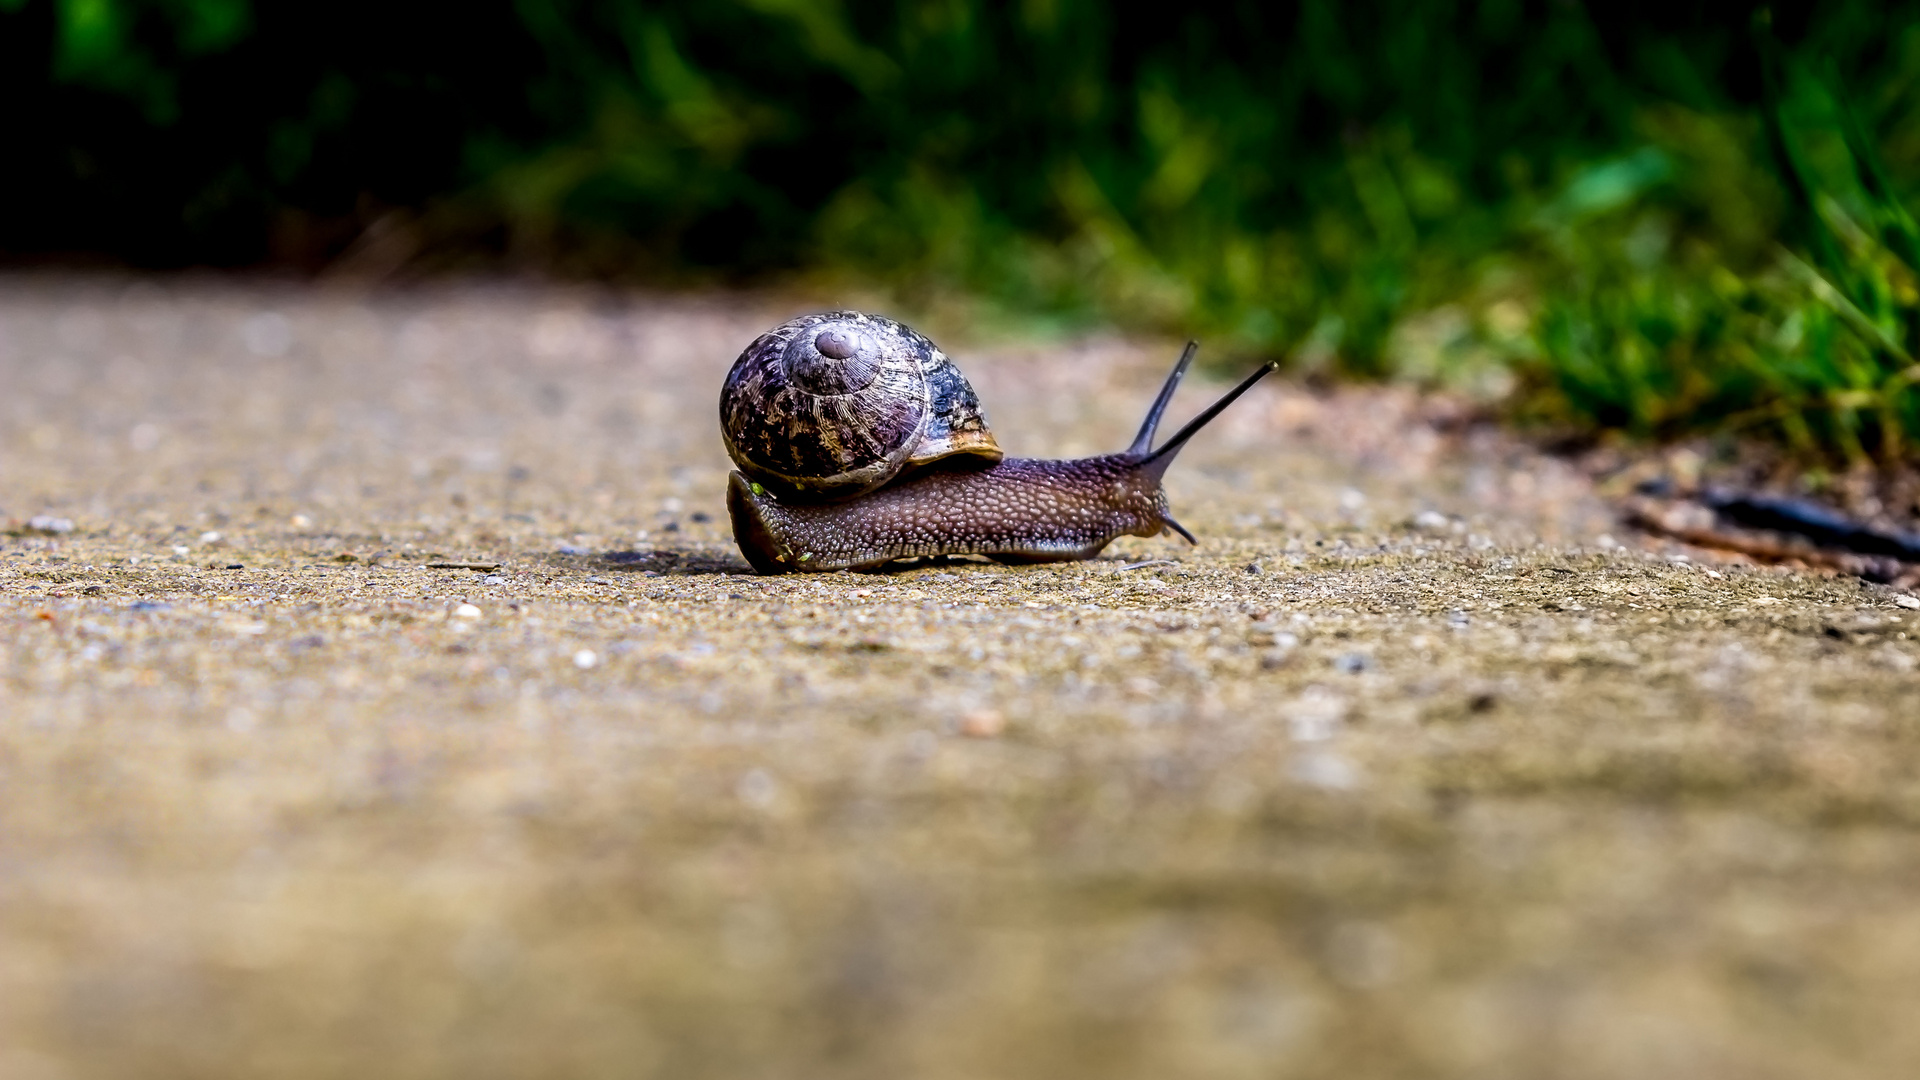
[11,1,1920,466]
[1513,18,1920,466]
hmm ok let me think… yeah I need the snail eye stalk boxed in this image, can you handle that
[1128,341,1198,458]
[1140,360,1278,474]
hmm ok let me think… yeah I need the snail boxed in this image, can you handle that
[720,310,1274,573]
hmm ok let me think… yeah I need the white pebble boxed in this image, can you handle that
[200,530,222,543]
[453,603,483,619]
[1292,750,1359,791]
[1895,595,1920,610]
[27,515,74,534]
[737,768,777,808]
[573,649,598,669]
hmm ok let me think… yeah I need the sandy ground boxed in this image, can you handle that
[4,276,1920,1079]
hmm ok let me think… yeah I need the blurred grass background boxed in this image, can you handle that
[5,0,1920,465]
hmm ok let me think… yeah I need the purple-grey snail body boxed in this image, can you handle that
[719,310,1274,574]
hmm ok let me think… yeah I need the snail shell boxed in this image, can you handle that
[719,311,1001,502]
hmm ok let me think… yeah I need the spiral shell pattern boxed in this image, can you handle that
[719,311,1000,502]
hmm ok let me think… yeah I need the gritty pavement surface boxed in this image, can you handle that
[4,276,1920,1079]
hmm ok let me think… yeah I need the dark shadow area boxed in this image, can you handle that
[585,549,755,576]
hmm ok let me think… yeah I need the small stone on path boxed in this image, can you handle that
[959,709,1006,738]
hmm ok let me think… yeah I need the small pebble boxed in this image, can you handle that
[690,511,712,523]
[1335,652,1371,674]
[1292,750,1359,791]
[128,601,169,612]
[1895,595,1920,610]
[224,563,244,570]
[556,544,588,555]
[736,768,777,808]
[1246,562,1262,574]
[200,531,222,543]
[26,515,74,534]
[453,603,483,619]
[959,709,1006,738]
[483,575,506,585]
[291,514,313,528]
[1413,510,1449,530]
[573,649,599,669]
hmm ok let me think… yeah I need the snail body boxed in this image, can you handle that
[720,311,1274,574]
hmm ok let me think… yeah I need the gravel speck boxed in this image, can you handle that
[736,768,777,808]
[1291,750,1359,790]
[958,709,1006,738]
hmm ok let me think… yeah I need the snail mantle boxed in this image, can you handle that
[718,310,1274,574]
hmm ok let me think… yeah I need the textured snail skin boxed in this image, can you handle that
[726,454,1175,573]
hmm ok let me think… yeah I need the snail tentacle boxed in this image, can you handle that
[1129,341,1198,458]
[1139,358,1279,471]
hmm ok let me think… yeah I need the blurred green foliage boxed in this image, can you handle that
[7,1,1920,461]
[1518,13,1920,463]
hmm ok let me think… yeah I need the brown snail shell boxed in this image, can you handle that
[719,311,1001,502]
